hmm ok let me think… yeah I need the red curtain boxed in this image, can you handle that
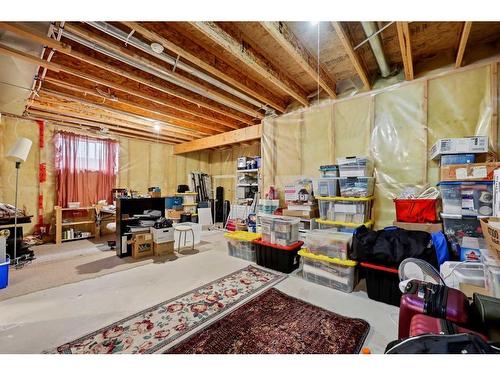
[54,131,119,207]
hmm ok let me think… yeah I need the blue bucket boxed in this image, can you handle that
[0,256,10,289]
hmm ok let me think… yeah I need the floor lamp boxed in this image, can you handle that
[6,138,32,265]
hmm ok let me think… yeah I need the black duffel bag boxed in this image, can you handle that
[350,225,438,268]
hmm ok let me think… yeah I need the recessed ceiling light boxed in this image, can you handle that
[150,42,164,54]
[153,124,161,132]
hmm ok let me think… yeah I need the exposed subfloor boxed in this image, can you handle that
[0,230,399,354]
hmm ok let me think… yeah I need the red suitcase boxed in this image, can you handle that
[409,314,489,342]
[398,280,470,339]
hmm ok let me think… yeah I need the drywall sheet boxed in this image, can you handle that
[371,82,427,227]
[427,65,492,187]
[334,95,372,158]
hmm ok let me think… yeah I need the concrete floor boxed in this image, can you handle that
[0,230,399,354]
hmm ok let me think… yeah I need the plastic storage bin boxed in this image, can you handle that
[224,231,261,262]
[0,256,9,289]
[253,239,303,273]
[438,181,493,216]
[394,198,440,223]
[258,215,300,246]
[440,154,476,166]
[299,249,357,293]
[327,200,371,224]
[482,249,500,298]
[318,178,338,197]
[257,199,279,215]
[337,157,374,177]
[304,230,352,259]
[319,165,339,178]
[441,213,483,244]
[440,261,485,289]
[360,262,402,306]
[339,177,375,197]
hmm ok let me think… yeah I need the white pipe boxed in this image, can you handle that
[85,22,268,111]
[360,22,391,78]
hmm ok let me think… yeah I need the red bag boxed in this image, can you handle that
[394,199,440,223]
[409,314,488,342]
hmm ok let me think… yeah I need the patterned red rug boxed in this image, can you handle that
[166,288,370,354]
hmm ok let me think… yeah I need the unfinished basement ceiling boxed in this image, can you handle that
[0,21,499,144]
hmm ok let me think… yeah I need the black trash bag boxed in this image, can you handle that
[350,225,438,268]
[385,333,497,354]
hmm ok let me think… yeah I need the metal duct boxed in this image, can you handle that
[85,22,268,111]
[360,22,391,78]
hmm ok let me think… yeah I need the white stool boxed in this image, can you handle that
[175,225,195,254]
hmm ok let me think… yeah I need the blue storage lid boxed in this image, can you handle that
[437,181,493,186]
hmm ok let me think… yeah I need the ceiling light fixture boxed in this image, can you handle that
[150,42,164,54]
[153,123,161,132]
[310,21,319,26]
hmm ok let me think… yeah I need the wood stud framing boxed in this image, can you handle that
[396,22,414,80]
[455,22,473,68]
[260,21,337,98]
[331,22,371,89]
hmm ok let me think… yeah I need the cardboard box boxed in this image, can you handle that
[167,209,182,220]
[393,221,443,233]
[440,162,500,181]
[131,233,153,259]
[429,136,489,160]
[282,208,319,219]
[479,218,500,261]
[150,227,174,243]
[154,241,174,256]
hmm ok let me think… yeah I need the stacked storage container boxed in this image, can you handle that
[253,215,303,273]
[224,231,261,262]
[299,230,358,292]
[433,142,496,261]
[316,157,375,232]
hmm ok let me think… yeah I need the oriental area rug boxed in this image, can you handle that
[166,288,370,354]
[50,265,285,354]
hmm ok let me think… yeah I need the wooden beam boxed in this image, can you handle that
[0,42,228,135]
[455,22,473,68]
[42,75,237,132]
[396,22,414,80]
[331,22,371,89]
[64,24,263,120]
[260,21,337,98]
[35,87,204,138]
[0,22,255,125]
[173,124,262,154]
[189,22,309,106]
[29,99,195,142]
[26,110,179,144]
[122,22,287,113]
[39,87,222,136]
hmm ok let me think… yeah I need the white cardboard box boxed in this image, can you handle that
[149,227,175,243]
[429,136,488,160]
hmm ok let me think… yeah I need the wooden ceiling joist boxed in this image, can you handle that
[173,124,262,154]
[331,22,371,89]
[189,22,309,106]
[29,99,195,142]
[455,22,473,68]
[39,87,222,136]
[260,21,337,98]
[26,109,180,144]
[122,22,287,113]
[0,22,256,126]
[34,88,204,139]
[0,42,228,135]
[64,23,264,120]
[396,22,414,80]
